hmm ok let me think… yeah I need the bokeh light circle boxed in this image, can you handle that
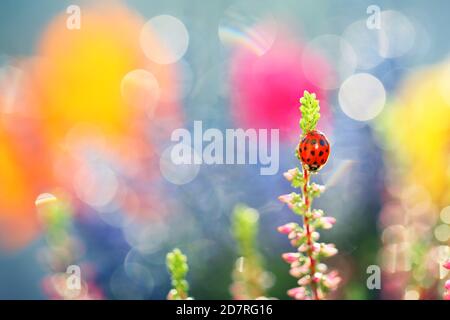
[378,10,415,59]
[440,206,450,224]
[434,224,450,242]
[302,34,357,90]
[218,1,277,56]
[35,193,58,207]
[342,20,384,70]
[121,69,160,117]
[140,15,189,65]
[160,60,194,103]
[338,73,386,121]
[159,144,201,185]
[74,164,119,209]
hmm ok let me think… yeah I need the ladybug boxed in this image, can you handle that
[298,130,330,172]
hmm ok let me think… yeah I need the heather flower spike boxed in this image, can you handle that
[166,248,191,300]
[278,91,340,300]
[230,204,271,299]
[444,260,450,300]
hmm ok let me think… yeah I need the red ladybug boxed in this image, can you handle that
[298,130,330,172]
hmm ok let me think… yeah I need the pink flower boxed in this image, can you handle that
[287,287,306,300]
[278,194,293,204]
[289,267,303,278]
[282,253,300,264]
[311,232,320,241]
[443,260,450,270]
[298,244,309,253]
[298,275,311,286]
[320,217,336,229]
[312,272,323,283]
[444,291,450,300]
[445,280,450,290]
[323,271,341,290]
[230,30,333,141]
[277,223,297,235]
[312,210,324,219]
[312,243,321,253]
[283,169,298,181]
[321,244,338,257]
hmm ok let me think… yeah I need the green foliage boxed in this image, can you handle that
[231,204,270,299]
[299,90,321,135]
[166,248,190,300]
[232,204,260,257]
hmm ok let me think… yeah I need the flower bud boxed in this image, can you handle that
[282,253,300,264]
[445,280,450,290]
[277,223,297,234]
[283,168,298,181]
[444,260,450,270]
[320,217,336,229]
[287,287,306,300]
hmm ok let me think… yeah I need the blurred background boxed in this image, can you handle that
[0,0,449,299]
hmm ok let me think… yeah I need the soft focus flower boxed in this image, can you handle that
[282,253,300,264]
[321,244,338,257]
[444,260,450,270]
[277,223,297,235]
[283,168,298,181]
[230,29,333,142]
[444,280,450,290]
[323,271,342,290]
[287,287,307,300]
[319,217,336,229]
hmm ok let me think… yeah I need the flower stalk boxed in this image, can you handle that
[230,204,272,299]
[278,91,340,300]
[166,248,191,300]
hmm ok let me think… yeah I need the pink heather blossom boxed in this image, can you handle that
[443,260,450,270]
[322,244,338,257]
[298,275,311,286]
[288,231,299,240]
[283,169,298,181]
[316,263,327,273]
[444,291,450,300]
[311,184,325,194]
[287,287,306,300]
[323,271,341,290]
[282,253,300,264]
[311,232,320,241]
[312,243,321,253]
[290,267,303,278]
[277,223,296,235]
[312,210,324,219]
[298,244,309,253]
[278,194,293,204]
[312,272,323,283]
[320,217,336,229]
[289,260,311,276]
[445,280,450,290]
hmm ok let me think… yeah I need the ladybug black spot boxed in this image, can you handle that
[307,158,311,163]
[311,150,315,156]
[313,161,318,166]
[304,146,307,151]
[320,139,325,146]
[319,151,323,156]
